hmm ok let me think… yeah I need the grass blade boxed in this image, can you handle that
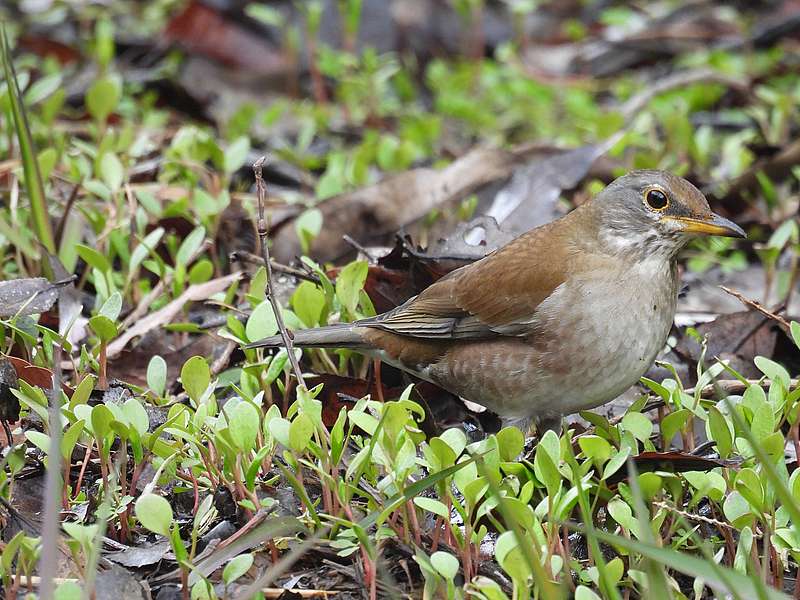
[568,523,790,600]
[476,454,564,600]
[1,26,56,257]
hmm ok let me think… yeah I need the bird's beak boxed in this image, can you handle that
[668,213,746,238]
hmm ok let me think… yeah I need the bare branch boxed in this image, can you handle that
[38,344,63,600]
[719,285,791,331]
[253,156,306,389]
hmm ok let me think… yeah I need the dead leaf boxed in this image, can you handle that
[0,277,72,318]
[164,1,290,77]
[271,145,549,263]
[0,358,20,440]
[18,34,81,65]
[48,253,84,341]
[479,144,609,240]
[5,355,55,390]
[94,565,148,600]
[430,216,516,262]
[104,541,171,569]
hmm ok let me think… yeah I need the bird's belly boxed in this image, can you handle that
[548,295,672,415]
[430,261,677,420]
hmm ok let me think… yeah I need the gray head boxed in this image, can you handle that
[590,170,745,259]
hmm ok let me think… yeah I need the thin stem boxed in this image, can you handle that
[38,345,63,600]
[252,157,306,389]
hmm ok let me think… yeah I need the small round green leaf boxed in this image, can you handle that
[176,226,206,266]
[98,291,123,321]
[99,152,124,191]
[335,260,368,315]
[289,413,314,453]
[88,315,118,342]
[246,300,278,342]
[54,580,83,600]
[223,553,254,585]
[620,412,653,442]
[181,356,210,402]
[295,208,323,253]
[496,426,524,461]
[147,355,167,397]
[135,493,173,536]
[413,497,449,518]
[575,586,601,600]
[85,75,121,123]
[229,401,260,451]
[122,398,149,437]
[292,280,327,328]
[189,259,214,284]
[90,404,115,440]
[578,435,612,464]
[224,137,250,174]
[430,551,459,580]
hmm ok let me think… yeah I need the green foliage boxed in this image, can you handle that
[135,493,173,536]
[181,356,211,402]
[86,75,122,125]
[1,26,56,258]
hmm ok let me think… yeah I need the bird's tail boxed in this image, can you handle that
[246,323,366,350]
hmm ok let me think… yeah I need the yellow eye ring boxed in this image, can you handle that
[644,187,669,211]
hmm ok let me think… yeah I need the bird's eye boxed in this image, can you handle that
[645,188,669,211]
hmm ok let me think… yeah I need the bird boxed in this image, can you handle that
[249,170,745,432]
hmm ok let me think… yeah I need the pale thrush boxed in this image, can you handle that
[250,170,745,431]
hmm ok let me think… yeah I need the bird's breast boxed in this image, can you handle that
[526,256,678,414]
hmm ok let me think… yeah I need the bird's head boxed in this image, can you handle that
[591,169,746,259]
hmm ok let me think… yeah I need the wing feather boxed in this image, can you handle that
[360,217,575,340]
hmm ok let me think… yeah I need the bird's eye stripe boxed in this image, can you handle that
[645,189,669,210]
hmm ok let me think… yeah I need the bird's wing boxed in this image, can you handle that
[361,219,573,339]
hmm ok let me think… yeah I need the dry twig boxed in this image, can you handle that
[253,157,305,389]
[230,250,321,284]
[621,68,750,119]
[719,285,791,331]
[210,340,237,377]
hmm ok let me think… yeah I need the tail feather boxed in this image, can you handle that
[246,323,365,350]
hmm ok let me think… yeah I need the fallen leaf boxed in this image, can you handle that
[271,145,548,263]
[94,565,149,600]
[104,541,171,569]
[164,1,289,77]
[479,144,608,239]
[0,277,72,318]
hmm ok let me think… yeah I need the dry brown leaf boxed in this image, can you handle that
[0,277,68,318]
[271,145,549,263]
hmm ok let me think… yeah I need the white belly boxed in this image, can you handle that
[502,256,678,419]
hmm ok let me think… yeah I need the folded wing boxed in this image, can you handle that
[361,219,572,340]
